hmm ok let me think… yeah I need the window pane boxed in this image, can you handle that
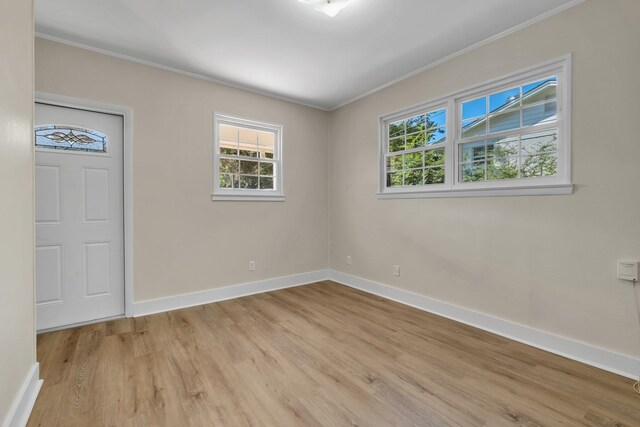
[426,109,446,129]
[258,131,275,159]
[239,175,259,189]
[257,149,270,158]
[220,174,240,188]
[523,77,557,105]
[406,114,425,134]
[462,118,486,138]
[404,169,423,186]
[389,136,405,152]
[404,152,423,169]
[462,97,486,120]
[487,157,519,181]
[238,127,259,157]
[239,149,258,157]
[219,124,238,142]
[387,172,403,187]
[219,124,239,155]
[489,87,520,112]
[521,153,558,178]
[521,130,558,154]
[220,147,238,155]
[460,141,486,162]
[220,158,239,174]
[387,155,403,171]
[461,162,485,182]
[240,160,259,175]
[258,131,274,145]
[428,126,446,145]
[259,161,274,176]
[406,131,425,149]
[259,176,274,190]
[489,110,520,133]
[487,136,519,159]
[239,128,258,144]
[425,148,445,167]
[35,125,108,153]
[220,173,234,188]
[387,107,446,157]
[523,101,557,126]
[425,167,445,184]
[389,120,405,138]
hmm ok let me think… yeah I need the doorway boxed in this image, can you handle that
[35,101,128,331]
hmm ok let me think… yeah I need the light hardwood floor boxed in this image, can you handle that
[28,281,640,426]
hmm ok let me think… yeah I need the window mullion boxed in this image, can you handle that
[447,98,456,188]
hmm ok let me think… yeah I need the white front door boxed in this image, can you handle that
[35,102,125,331]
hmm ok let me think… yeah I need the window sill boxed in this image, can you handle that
[211,193,285,202]
[377,183,573,199]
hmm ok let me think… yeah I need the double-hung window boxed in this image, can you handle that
[379,56,572,198]
[213,114,284,201]
[385,106,448,189]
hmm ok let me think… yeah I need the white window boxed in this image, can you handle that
[385,105,448,189]
[379,56,572,198]
[213,114,284,201]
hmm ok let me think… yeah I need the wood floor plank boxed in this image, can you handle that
[28,281,640,426]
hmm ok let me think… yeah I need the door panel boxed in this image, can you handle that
[35,245,64,304]
[35,103,125,331]
[83,167,110,222]
[35,165,62,224]
[83,241,112,297]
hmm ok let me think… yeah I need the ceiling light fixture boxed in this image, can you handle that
[299,0,351,17]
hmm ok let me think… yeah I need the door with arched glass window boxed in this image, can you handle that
[35,102,124,331]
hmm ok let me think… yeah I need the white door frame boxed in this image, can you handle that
[35,92,134,318]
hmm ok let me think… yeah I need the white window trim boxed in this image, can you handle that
[212,113,285,202]
[378,54,573,199]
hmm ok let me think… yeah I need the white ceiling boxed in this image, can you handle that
[35,0,581,110]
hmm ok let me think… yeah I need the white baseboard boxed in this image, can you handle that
[132,270,331,317]
[329,269,640,380]
[3,363,42,427]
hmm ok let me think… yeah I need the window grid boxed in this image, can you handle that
[213,114,283,200]
[457,75,559,184]
[458,130,558,183]
[384,107,447,188]
[459,77,558,143]
[217,124,276,190]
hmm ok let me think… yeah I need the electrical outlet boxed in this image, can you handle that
[346,255,352,265]
[393,265,400,277]
[249,261,256,271]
